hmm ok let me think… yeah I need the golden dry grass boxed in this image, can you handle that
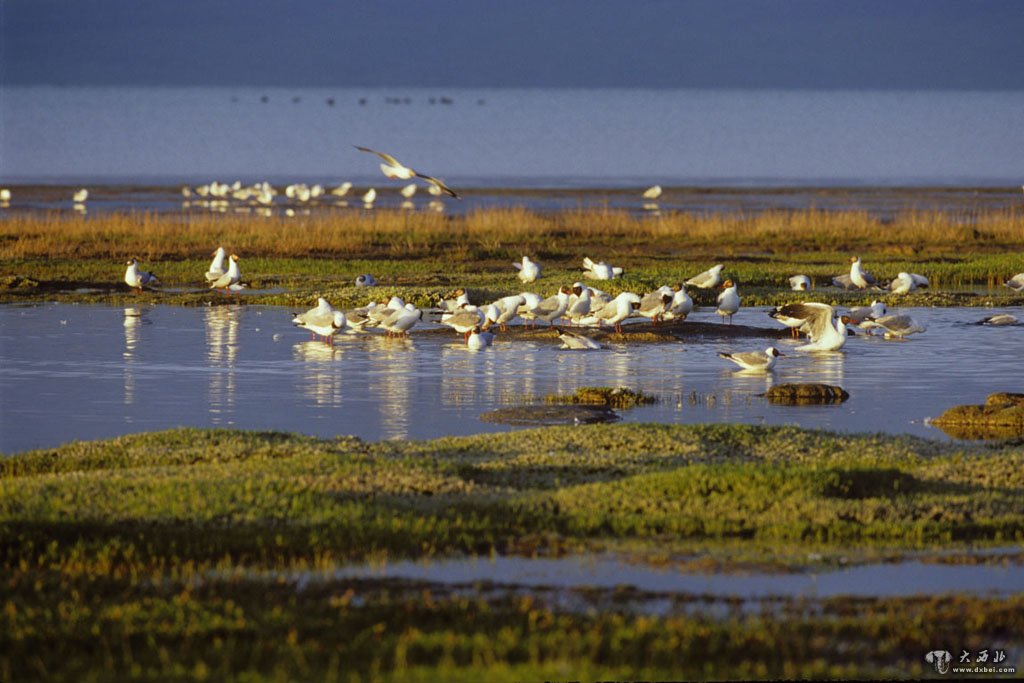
[2,206,1023,262]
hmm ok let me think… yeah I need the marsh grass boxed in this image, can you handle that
[3,207,1024,308]
[2,424,1023,680]
[3,206,1023,262]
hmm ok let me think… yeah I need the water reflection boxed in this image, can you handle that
[122,307,150,408]
[3,305,1021,454]
[366,336,415,440]
[440,342,488,405]
[791,350,847,387]
[292,341,343,407]
[205,306,242,425]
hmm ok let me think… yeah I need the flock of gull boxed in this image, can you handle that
[36,145,1024,376]
[178,148,455,214]
[122,245,1023,373]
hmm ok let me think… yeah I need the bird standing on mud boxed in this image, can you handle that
[124,258,159,294]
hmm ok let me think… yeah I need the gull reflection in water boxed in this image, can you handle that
[439,341,497,406]
[366,335,415,440]
[551,344,636,397]
[122,307,151,408]
[292,341,344,407]
[787,348,847,387]
[205,305,242,425]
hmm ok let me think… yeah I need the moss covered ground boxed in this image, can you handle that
[2,424,1022,681]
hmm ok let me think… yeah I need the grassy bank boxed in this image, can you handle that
[1,208,1023,307]
[2,424,1022,680]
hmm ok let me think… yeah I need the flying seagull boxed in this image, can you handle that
[354,146,459,198]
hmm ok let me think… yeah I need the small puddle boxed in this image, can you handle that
[309,551,1024,599]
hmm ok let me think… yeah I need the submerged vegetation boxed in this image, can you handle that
[544,386,657,408]
[2,424,1023,680]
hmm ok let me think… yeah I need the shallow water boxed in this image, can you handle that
[1,304,1021,453]
[318,552,1024,600]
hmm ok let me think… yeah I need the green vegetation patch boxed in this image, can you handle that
[2,424,1024,681]
[544,386,657,409]
[3,424,1022,561]
[931,392,1024,440]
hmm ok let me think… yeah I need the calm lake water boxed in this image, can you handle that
[1,303,1021,454]
[3,87,1023,186]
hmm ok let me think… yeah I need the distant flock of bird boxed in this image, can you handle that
[179,147,457,214]
[123,247,1022,372]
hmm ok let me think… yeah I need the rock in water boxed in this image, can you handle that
[765,383,850,404]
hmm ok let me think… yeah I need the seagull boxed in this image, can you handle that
[642,185,662,200]
[535,287,573,325]
[557,328,603,350]
[637,290,673,324]
[73,188,89,203]
[515,292,544,327]
[789,275,811,291]
[362,188,377,207]
[846,301,887,332]
[796,306,852,352]
[769,302,826,338]
[577,292,641,332]
[1004,273,1024,291]
[354,146,459,198]
[400,183,418,198]
[380,304,423,337]
[205,247,227,283]
[660,283,693,321]
[978,313,1018,326]
[514,256,542,284]
[566,284,592,324]
[849,256,882,290]
[718,346,784,372]
[481,303,502,328]
[436,288,470,312]
[342,302,379,332]
[492,294,525,331]
[716,280,740,324]
[209,254,241,292]
[582,257,623,280]
[888,272,923,295]
[331,182,352,197]
[860,314,926,339]
[355,274,377,287]
[441,304,485,339]
[292,299,346,345]
[365,298,406,329]
[466,326,495,350]
[686,264,724,290]
[124,258,159,293]
[0,188,11,202]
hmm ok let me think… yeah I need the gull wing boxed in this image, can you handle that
[789,304,834,340]
[686,269,714,288]
[354,145,402,167]
[416,173,459,199]
[725,350,769,368]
